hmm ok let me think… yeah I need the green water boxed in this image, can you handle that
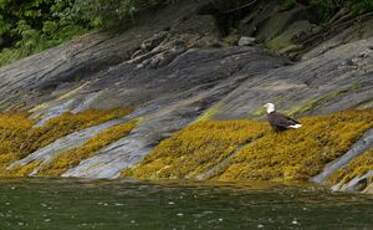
[0,178,372,230]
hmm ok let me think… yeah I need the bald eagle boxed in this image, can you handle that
[264,103,302,132]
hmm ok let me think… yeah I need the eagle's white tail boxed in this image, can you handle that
[289,124,302,129]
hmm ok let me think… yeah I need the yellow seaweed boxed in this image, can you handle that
[38,121,137,176]
[123,120,269,179]
[0,108,133,175]
[327,148,373,185]
[219,110,373,182]
[124,109,373,183]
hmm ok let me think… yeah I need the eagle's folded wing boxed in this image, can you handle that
[269,112,300,128]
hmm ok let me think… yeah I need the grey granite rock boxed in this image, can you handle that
[332,171,373,193]
[312,129,373,184]
[7,117,130,174]
[0,0,372,185]
[238,36,256,46]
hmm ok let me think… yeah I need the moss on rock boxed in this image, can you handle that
[9,161,42,177]
[327,148,373,185]
[123,120,270,179]
[218,109,373,182]
[0,108,133,174]
[124,109,373,183]
[30,108,133,151]
[0,113,37,173]
[38,120,137,176]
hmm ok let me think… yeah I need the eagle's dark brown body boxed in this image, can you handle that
[267,111,301,132]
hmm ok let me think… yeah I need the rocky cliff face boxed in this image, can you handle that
[0,0,372,193]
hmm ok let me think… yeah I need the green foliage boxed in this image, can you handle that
[280,0,373,22]
[311,0,344,21]
[281,0,297,10]
[1,0,372,66]
[281,0,373,23]
[73,0,165,28]
[348,0,373,14]
[0,0,173,67]
[0,0,87,66]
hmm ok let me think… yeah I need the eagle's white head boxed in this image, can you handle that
[264,103,275,114]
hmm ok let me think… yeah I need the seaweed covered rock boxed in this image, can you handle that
[219,110,373,182]
[0,0,371,193]
[0,108,131,176]
[124,110,373,184]
[329,149,373,186]
[0,108,132,174]
[123,120,269,179]
[37,121,137,176]
[328,148,373,193]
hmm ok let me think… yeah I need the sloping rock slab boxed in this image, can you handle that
[7,117,130,174]
[312,129,373,184]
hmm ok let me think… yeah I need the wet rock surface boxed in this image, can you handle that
[312,129,373,184]
[0,0,372,192]
[7,117,131,174]
[332,170,373,193]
